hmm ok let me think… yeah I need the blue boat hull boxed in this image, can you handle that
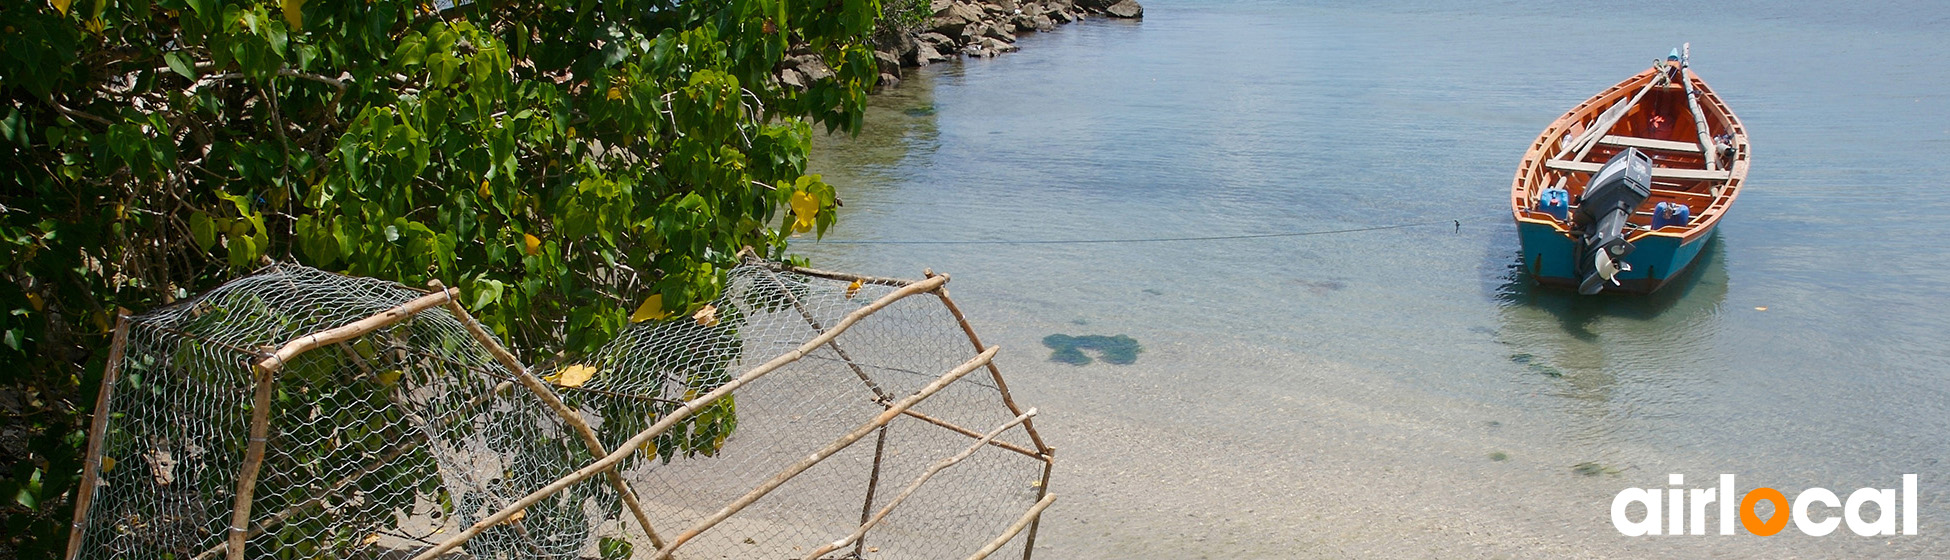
[1518,222,1714,294]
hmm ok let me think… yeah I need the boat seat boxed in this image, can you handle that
[1545,159,1730,181]
[1597,135,1703,153]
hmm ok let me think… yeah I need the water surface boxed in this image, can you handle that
[801,2,1950,556]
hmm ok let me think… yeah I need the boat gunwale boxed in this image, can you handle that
[1509,64,1750,247]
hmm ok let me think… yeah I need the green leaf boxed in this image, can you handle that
[164,52,197,79]
[189,212,216,251]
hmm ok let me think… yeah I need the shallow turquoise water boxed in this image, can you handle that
[801,1,1950,556]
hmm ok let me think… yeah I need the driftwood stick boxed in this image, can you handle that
[227,357,277,560]
[252,288,459,374]
[426,280,670,551]
[969,493,1058,560]
[1020,449,1056,560]
[927,278,1051,456]
[757,268,891,401]
[805,408,1038,560]
[227,288,456,560]
[191,435,423,560]
[898,408,1042,460]
[407,274,949,560]
[654,346,999,559]
[754,260,916,287]
[65,311,131,560]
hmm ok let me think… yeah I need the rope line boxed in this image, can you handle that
[811,219,1464,246]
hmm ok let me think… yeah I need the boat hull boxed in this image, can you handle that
[1518,223,1714,294]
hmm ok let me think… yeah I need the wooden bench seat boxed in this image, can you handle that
[1598,135,1703,153]
[1545,159,1730,181]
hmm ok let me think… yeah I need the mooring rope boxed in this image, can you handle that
[811,219,1469,246]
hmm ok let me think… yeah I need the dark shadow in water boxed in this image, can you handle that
[1493,235,1729,340]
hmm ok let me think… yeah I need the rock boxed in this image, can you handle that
[1104,0,1141,18]
[984,36,1020,54]
[929,2,984,36]
[930,0,953,11]
[779,68,808,90]
[1032,14,1056,31]
[917,32,955,48]
[983,24,1016,42]
[990,0,1019,11]
[1049,9,1075,23]
[878,72,900,90]
[793,56,835,81]
[1013,14,1037,33]
[1074,0,1114,10]
[874,50,902,77]
[910,42,947,66]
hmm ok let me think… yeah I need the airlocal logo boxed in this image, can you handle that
[1612,474,1918,536]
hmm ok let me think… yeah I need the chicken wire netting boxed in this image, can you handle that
[69,262,1052,560]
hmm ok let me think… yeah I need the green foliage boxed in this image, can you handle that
[0,0,883,554]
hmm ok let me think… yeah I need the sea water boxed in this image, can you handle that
[800,1,1950,556]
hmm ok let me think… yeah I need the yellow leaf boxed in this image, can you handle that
[51,0,71,15]
[692,304,720,327]
[844,280,862,300]
[630,294,669,323]
[478,180,491,199]
[25,293,42,312]
[376,369,403,386]
[523,233,541,256]
[502,508,526,525]
[553,364,597,387]
[361,532,381,546]
[790,190,818,221]
[566,126,576,138]
[607,86,623,101]
[101,456,115,472]
[281,0,305,28]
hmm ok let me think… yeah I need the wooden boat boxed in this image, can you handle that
[1511,45,1749,295]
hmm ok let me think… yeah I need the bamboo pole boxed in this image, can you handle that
[967,493,1058,560]
[228,288,458,560]
[927,277,1052,456]
[425,280,670,550]
[804,409,1038,560]
[406,274,949,560]
[653,346,1000,559]
[1560,70,1665,164]
[64,311,131,560]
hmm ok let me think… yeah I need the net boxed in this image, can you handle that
[68,261,1053,560]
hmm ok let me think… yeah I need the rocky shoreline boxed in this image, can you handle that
[779,0,1143,92]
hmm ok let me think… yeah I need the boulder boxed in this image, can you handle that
[917,32,955,49]
[930,0,953,11]
[779,68,808,90]
[1074,0,1114,10]
[1049,9,1075,23]
[929,2,984,36]
[990,0,1019,11]
[877,72,900,90]
[909,42,947,66]
[1031,14,1056,31]
[1104,0,1141,18]
[873,50,902,77]
[792,56,835,81]
[984,36,1020,54]
[983,24,1016,42]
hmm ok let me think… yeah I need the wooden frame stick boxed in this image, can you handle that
[426,280,669,551]
[64,311,130,560]
[897,408,1043,460]
[968,493,1058,560]
[191,434,422,560]
[228,288,457,560]
[804,408,1038,560]
[407,274,948,560]
[653,346,1000,559]
[927,280,1051,456]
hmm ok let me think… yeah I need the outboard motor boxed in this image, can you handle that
[1575,148,1652,294]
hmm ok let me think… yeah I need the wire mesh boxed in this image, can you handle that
[70,262,1051,560]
